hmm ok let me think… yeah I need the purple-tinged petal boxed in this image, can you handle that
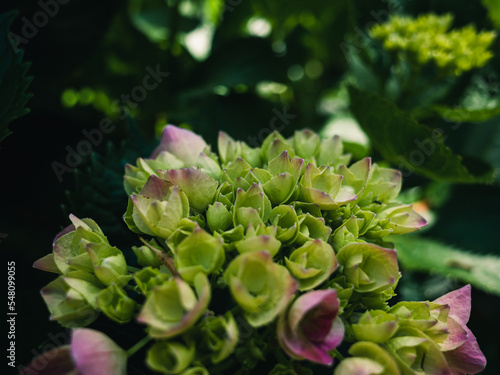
[139,175,173,200]
[33,253,62,274]
[278,289,343,365]
[53,224,76,244]
[165,167,218,212]
[71,329,126,375]
[320,315,345,349]
[434,285,471,325]
[433,285,486,374]
[438,316,467,352]
[444,325,486,375]
[152,125,207,165]
[288,289,337,331]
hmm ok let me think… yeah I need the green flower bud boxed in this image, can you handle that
[334,357,384,375]
[224,251,297,327]
[195,152,222,181]
[316,135,351,168]
[332,215,361,250]
[125,176,190,239]
[295,213,331,246]
[133,243,162,268]
[357,288,398,311]
[351,310,399,343]
[233,183,272,228]
[235,223,281,257]
[219,224,245,250]
[200,312,239,363]
[173,227,225,283]
[124,152,184,195]
[86,242,131,287]
[332,209,377,250]
[218,131,261,167]
[285,239,338,290]
[388,301,450,347]
[269,205,300,244]
[240,142,262,167]
[365,203,426,237]
[138,273,211,338]
[338,158,402,208]
[97,284,137,324]
[299,164,356,210]
[161,168,218,212]
[262,151,304,205]
[221,158,253,190]
[166,218,198,250]
[51,215,108,275]
[385,327,450,374]
[334,341,399,375]
[215,181,235,207]
[41,271,101,327]
[336,243,399,293]
[291,129,320,159]
[291,201,322,217]
[207,202,233,233]
[134,267,171,295]
[147,340,195,374]
[260,131,288,163]
[268,138,296,161]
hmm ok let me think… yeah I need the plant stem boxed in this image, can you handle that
[331,349,345,361]
[126,336,153,358]
[127,266,141,273]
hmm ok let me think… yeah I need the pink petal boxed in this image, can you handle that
[321,316,345,350]
[444,325,486,375]
[139,175,173,200]
[288,289,338,332]
[71,329,126,375]
[439,317,467,352]
[434,285,471,325]
[152,125,207,165]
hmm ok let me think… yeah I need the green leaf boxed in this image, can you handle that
[432,105,500,123]
[483,0,500,29]
[348,86,494,183]
[393,236,500,296]
[0,11,32,145]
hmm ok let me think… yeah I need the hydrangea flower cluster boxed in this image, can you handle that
[370,13,496,76]
[30,125,486,375]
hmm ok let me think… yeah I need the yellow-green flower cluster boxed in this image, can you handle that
[370,13,496,76]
